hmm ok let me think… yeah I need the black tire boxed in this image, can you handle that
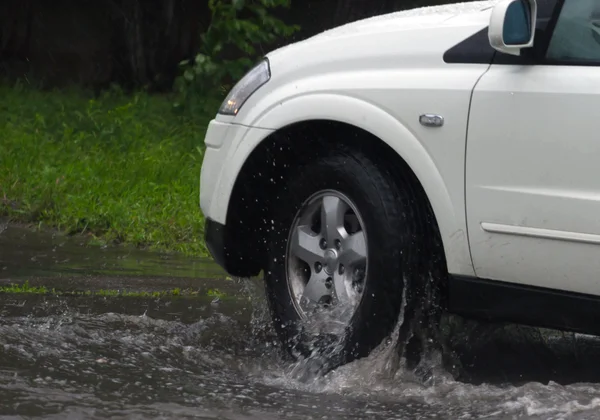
[264,145,444,375]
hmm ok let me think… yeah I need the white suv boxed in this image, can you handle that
[200,0,600,372]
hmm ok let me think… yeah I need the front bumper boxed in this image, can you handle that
[200,119,274,277]
[204,215,263,278]
[204,218,232,274]
[199,120,238,225]
[200,119,273,225]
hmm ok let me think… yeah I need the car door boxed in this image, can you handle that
[466,0,600,296]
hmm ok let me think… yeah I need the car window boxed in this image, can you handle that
[546,0,600,63]
[536,0,560,19]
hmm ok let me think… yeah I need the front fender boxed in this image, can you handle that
[213,93,474,277]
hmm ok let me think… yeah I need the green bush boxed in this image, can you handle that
[175,0,299,110]
[0,83,221,255]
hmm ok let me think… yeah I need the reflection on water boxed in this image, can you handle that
[2,224,600,419]
[0,224,224,281]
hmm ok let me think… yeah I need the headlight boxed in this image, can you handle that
[218,59,271,116]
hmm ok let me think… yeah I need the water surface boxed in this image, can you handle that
[2,224,600,419]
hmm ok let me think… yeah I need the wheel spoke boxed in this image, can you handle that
[332,271,350,304]
[321,196,348,242]
[290,225,324,264]
[340,230,367,267]
[302,271,331,304]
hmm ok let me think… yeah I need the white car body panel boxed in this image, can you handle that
[200,120,274,223]
[467,64,600,296]
[202,2,501,277]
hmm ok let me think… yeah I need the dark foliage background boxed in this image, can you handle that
[0,0,470,91]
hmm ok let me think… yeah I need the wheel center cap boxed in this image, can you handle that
[323,248,338,275]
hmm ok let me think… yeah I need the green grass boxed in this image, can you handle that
[0,281,50,294]
[0,83,222,256]
[206,288,227,299]
[0,280,228,299]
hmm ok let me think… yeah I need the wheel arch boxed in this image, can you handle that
[221,94,474,277]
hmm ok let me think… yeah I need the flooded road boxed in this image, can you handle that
[2,225,600,419]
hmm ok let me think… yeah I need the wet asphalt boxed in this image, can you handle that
[2,224,600,419]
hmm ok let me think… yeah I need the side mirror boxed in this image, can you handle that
[488,0,537,56]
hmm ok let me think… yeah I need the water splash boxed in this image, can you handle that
[2,278,600,418]
[266,274,450,390]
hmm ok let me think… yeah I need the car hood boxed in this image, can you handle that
[311,1,499,40]
[266,1,498,75]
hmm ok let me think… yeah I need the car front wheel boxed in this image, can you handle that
[264,145,444,374]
